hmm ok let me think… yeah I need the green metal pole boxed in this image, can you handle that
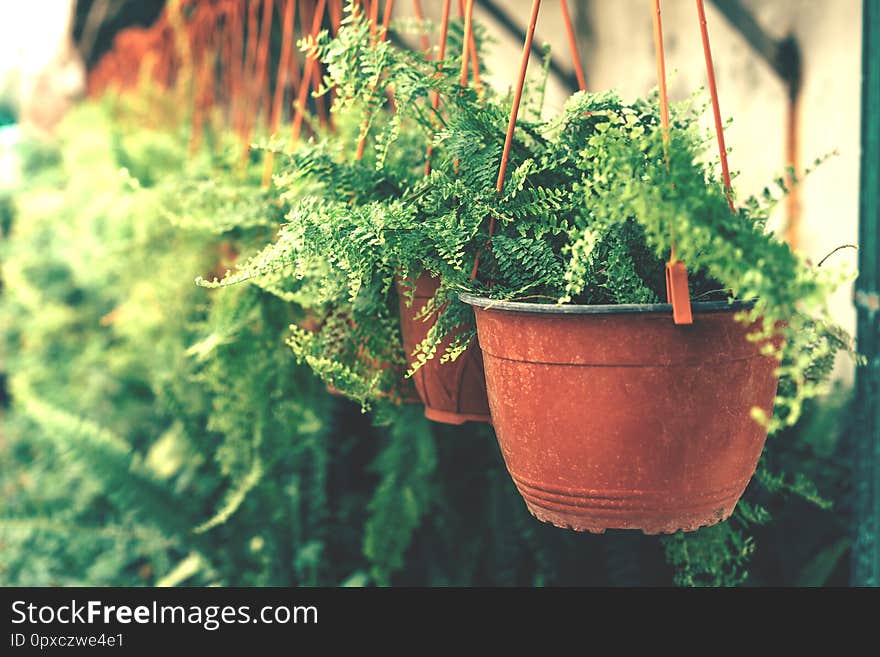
[853,0,880,587]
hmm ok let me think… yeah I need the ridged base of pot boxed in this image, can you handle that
[424,407,492,425]
[513,474,747,534]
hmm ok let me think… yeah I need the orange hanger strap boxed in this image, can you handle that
[494,0,541,199]
[696,0,734,212]
[651,0,670,147]
[470,0,541,281]
[452,0,474,172]
[424,0,452,176]
[354,0,396,161]
[380,0,394,42]
[217,9,233,120]
[207,13,225,103]
[437,0,452,63]
[666,261,693,324]
[249,0,275,129]
[652,0,692,325]
[298,0,314,57]
[192,7,222,151]
[233,0,260,138]
[255,0,275,84]
[560,0,586,91]
[412,0,431,52]
[329,0,343,34]
[464,1,482,92]
[262,0,297,186]
[244,0,260,81]
[291,0,328,144]
[228,0,246,133]
[469,29,482,92]
[287,1,302,89]
[369,0,380,40]
[459,0,474,86]
[270,0,296,133]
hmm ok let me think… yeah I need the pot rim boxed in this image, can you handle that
[459,292,757,315]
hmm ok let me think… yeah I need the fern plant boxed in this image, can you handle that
[218,4,853,431]
[198,3,855,583]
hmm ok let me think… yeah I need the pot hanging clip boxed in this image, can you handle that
[666,259,693,325]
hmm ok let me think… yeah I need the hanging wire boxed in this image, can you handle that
[329,0,343,34]
[560,0,586,91]
[380,0,395,42]
[456,0,482,92]
[695,0,735,212]
[239,0,261,138]
[369,0,380,41]
[291,0,328,144]
[652,0,693,325]
[459,0,474,86]
[301,0,330,128]
[424,0,452,176]
[651,0,671,153]
[262,0,298,186]
[240,0,275,163]
[470,0,542,281]
[452,0,475,173]
[355,0,395,161]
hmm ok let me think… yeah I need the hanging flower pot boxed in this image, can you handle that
[462,294,781,534]
[396,273,490,425]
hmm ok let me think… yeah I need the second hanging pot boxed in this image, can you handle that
[396,274,491,425]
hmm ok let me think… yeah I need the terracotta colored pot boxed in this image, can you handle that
[396,274,491,425]
[461,294,780,534]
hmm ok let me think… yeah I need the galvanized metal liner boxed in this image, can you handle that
[459,293,756,315]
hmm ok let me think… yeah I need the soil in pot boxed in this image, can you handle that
[397,274,491,425]
[462,294,780,534]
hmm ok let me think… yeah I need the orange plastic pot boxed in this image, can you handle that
[396,274,491,425]
[461,294,781,534]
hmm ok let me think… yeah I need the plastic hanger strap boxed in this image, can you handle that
[652,0,693,325]
[354,0,395,161]
[424,0,452,176]
[666,261,693,324]
[696,0,735,211]
[291,0,328,144]
[470,0,542,281]
[559,0,586,91]
[262,0,298,186]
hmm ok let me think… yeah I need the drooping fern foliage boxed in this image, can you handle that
[217,5,853,430]
[196,5,451,406]
[190,3,856,585]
